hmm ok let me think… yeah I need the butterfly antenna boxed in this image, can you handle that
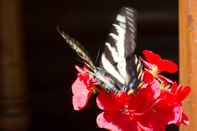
[95,48,101,65]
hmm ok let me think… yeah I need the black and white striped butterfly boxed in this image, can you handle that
[57,7,143,94]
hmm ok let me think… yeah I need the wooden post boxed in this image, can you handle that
[0,0,29,131]
[179,0,197,130]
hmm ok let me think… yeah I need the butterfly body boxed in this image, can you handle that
[58,7,143,95]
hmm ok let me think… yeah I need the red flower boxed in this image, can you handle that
[96,91,143,131]
[141,84,190,131]
[96,79,190,131]
[72,66,97,111]
[96,81,161,131]
[142,50,176,86]
[142,50,178,74]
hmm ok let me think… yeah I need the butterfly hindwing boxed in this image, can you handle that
[101,7,141,90]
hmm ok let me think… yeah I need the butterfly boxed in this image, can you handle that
[57,7,143,94]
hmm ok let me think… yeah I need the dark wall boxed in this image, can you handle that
[22,0,178,130]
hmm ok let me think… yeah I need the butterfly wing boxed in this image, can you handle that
[57,26,96,71]
[101,7,142,91]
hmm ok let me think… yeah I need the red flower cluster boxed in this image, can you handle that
[70,50,191,131]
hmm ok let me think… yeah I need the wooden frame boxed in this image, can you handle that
[179,0,197,130]
[0,0,29,130]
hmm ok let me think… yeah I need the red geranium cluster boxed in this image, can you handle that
[71,50,191,131]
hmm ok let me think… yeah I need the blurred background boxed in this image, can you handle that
[0,0,178,131]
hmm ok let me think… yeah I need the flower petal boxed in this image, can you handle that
[150,79,161,99]
[181,112,189,125]
[97,112,139,131]
[176,86,191,102]
[159,59,178,73]
[96,91,122,111]
[143,71,154,83]
[170,83,191,102]
[137,122,153,131]
[167,106,183,125]
[72,77,92,111]
[97,112,122,131]
[130,82,160,113]
[143,50,161,65]
[143,50,178,73]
